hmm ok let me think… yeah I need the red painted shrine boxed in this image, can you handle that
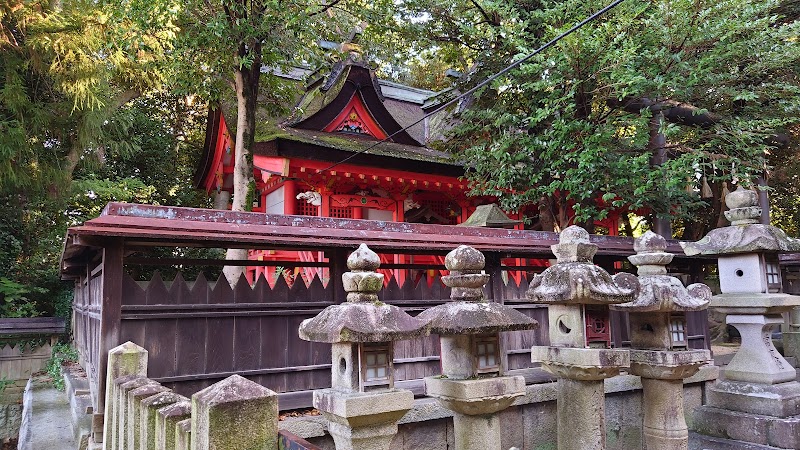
[196,56,624,286]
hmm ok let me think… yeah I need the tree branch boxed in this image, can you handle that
[469,0,500,26]
[607,97,722,128]
[308,0,342,17]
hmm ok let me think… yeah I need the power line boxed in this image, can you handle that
[316,0,628,174]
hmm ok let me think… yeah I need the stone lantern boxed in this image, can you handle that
[682,186,800,448]
[299,244,427,450]
[527,226,639,450]
[418,245,538,450]
[611,231,712,450]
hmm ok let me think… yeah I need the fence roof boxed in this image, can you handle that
[60,202,702,278]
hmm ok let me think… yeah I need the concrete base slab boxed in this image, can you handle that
[691,405,800,449]
[706,380,800,417]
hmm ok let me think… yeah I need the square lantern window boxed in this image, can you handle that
[669,314,688,350]
[585,306,612,349]
[359,342,393,391]
[764,257,782,293]
[474,334,501,375]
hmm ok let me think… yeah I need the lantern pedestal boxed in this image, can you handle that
[691,296,800,448]
[531,346,629,450]
[313,389,413,450]
[711,294,799,384]
[424,376,525,450]
[628,350,709,450]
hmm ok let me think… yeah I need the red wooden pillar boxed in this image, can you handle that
[320,189,331,217]
[393,198,406,286]
[352,207,364,219]
[283,180,297,215]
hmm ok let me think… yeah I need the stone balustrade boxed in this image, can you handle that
[100,341,282,450]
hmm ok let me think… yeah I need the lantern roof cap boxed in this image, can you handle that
[526,226,639,305]
[681,224,800,256]
[299,243,427,343]
[299,302,427,343]
[613,232,711,312]
[683,185,800,255]
[418,301,538,335]
[420,245,538,334]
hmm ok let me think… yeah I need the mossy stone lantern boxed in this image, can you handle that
[299,244,427,450]
[419,245,538,450]
[613,231,713,352]
[682,186,800,448]
[527,226,639,450]
[612,231,712,450]
[528,226,639,350]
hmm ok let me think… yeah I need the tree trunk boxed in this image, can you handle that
[223,43,263,286]
[538,196,556,232]
[649,112,673,238]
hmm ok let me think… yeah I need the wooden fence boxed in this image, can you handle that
[61,203,712,440]
[93,269,708,409]
[0,318,66,384]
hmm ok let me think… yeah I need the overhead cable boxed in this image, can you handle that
[315,0,628,174]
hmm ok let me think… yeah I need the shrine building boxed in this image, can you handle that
[195,53,625,284]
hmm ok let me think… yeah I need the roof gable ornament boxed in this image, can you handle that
[322,94,387,140]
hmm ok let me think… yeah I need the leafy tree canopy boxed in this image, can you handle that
[391,0,800,237]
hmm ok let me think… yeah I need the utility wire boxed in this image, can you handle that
[315,0,628,174]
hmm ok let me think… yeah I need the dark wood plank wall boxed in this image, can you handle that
[110,269,710,409]
[72,264,104,410]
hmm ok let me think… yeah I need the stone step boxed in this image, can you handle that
[64,368,92,449]
[689,431,791,450]
[692,405,800,450]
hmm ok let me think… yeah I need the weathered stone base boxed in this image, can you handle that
[688,431,788,450]
[328,421,398,450]
[287,367,717,450]
[314,388,413,450]
[691,405,800,449]
[706,380,800,417]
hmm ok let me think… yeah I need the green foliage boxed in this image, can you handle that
[45,343,79,391]
[392,0,800,235]
[0,376,13,394]
[0,277,42,318]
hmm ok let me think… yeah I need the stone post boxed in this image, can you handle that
[299,244,427,450]
[528,226,638,450]
[140,391,186,450]
[683,185,800,448]
[175,419,191,450]
[115,377,156,450]
[103,342,148,450]
[126,383,168,450]
[557,378,605,449]
[155,400,191,450]
[641,378,687,448]
[420,245,538,450]
[191,374,279,450]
